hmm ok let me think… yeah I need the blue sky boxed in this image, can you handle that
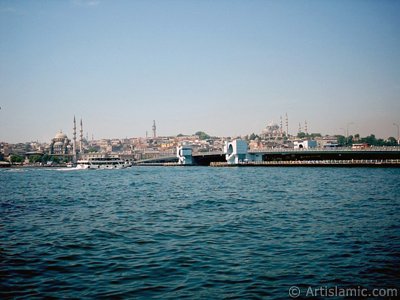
[1,0,399,143]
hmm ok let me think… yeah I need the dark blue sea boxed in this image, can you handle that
[1,167,399,299]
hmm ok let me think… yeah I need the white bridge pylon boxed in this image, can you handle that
[223,139,264,164]
[177,145,193,165]
[224,140,248,164]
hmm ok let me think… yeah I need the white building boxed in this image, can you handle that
[293,140,317,149]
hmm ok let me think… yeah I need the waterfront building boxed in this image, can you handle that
[316,136,339,148]
[0,142,10,157]
[9,143,30,156]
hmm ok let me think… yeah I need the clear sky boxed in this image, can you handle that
[1,0,399,143]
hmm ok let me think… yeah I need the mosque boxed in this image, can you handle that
[49,131,71,155]
[48,117,84,162]
[261,121,284,139]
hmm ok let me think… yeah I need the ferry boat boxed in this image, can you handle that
[76,155,130,169]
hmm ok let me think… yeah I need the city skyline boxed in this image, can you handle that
[2,115,398,144]
[1,0,399,143]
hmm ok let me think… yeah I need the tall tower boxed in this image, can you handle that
[152,120,157,138]
[304,120,308,135]
[285,113,289,137]
[73,116,77,163]
[280,116,283,136]
[80,118,83,153]
[298,122,302,134]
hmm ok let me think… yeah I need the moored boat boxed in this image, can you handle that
[77,155,130,169]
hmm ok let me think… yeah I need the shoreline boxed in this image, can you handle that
[2,159,400,168]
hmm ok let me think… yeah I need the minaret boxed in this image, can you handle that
[298,122,302,134]
[80,118,83,153]
[304,120,308,135]
[152,120,157,138]
[280,116,283,136]
[285,113,289,137]
[73,116,77,163]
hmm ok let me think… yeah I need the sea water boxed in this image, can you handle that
[1,167,399,299]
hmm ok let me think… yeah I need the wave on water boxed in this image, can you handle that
[1,167,399,299]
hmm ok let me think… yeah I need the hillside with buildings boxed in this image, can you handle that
[1,117,398,166]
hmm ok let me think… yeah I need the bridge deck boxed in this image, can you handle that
[211,159,400,167]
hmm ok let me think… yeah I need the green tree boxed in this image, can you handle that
[50,156,60,164]
[297,132,306,139]
[376,138,386,146]
[309,133,322,138]
[10,154,24,164]
[386,137,398,146]
[360,134,377,146]
[347,135,354,146]
[249,133,258,140]
[195,131,210,140]
[41,154,50,163]
[29,155,42,164]
[335,135,346,146]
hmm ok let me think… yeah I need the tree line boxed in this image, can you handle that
[335,134,397,146]
[8,154,70,164]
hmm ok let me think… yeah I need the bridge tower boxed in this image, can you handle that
[177,145,193,165]
[224,139,248,164]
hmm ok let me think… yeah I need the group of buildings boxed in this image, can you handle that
[0,116,390,165]
[0,118,226,164]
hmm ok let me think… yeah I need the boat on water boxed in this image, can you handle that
[76,155,131,169]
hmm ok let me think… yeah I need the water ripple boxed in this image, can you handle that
[1,167,399,298]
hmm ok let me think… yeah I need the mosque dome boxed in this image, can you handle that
[55,131,68,140]
[54,141,64,147]
[49,120,79,156]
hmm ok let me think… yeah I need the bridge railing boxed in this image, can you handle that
[211,159,400,167]
[249,146,400,153]
[192,151,224,156]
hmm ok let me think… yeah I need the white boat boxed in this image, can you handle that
[76,155,130,169]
